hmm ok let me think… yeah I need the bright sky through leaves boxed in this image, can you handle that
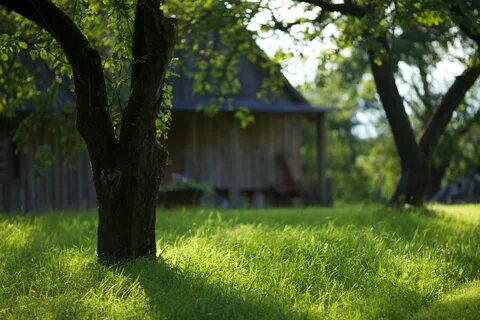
[249,0,465,87]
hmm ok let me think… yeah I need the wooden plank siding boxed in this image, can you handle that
[1,49,328,211]
[164,112,304,192]
[1,110,309,212]
[0,130,96,212]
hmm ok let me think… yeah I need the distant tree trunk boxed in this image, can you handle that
[368,37,426,205]
[369,37,480,206]
[426,163,448,199]
[414,61,480,203]
[388,158,429,206]
[290,0,480,207]
[1,0,176,264]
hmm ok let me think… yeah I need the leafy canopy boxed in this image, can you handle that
[0,0,271,163]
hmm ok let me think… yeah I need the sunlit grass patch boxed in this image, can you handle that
[413,280,480,320]
[430,204,480,225]
[0,213,150,319]
[0,204,479,319]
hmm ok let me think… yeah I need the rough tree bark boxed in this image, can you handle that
[1,0,176,264]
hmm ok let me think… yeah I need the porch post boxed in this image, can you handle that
[228,117,241,207]
[316,113,327,205]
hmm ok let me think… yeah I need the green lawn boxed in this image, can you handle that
[0,205,479,319]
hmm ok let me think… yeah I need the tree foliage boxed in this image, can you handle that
[265,0,480,205]
[0,0,269,158]
[0,0,273,263]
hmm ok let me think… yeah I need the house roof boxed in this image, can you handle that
[13,45,332,115]
[170,55,331,114]
[172,98,331,114]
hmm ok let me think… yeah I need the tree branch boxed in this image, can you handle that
[0,0,117,165]
[299,0,365,18]
[418,64,434,113]
[368,36,421,168]
[119,0,176,148]
[450,2,480,47]
[271,16,302,33]
[419,59,480,155]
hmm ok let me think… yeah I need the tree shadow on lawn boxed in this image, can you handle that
[0,217,300,319]
[413,295,480,320]
[2,207,478,319]
[122,258,301,320]
[0,210,437,319]
[411,280,480,320]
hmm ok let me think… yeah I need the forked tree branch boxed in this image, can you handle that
[299,0,366,17]
[0,0,117,165]
[368,36,421,168]
[419,58,480,155]
[119,0,176,148]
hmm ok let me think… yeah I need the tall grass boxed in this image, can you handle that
[0,205,479,319]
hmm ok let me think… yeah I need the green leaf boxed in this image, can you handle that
[374,57,383,66]
[40,49,48,60]
[18,41,28,49]
[0,53,8,62]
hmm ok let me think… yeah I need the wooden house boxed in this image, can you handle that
[0,58,330,212]
[163,57,330,207]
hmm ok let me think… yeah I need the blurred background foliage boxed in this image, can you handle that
[0,0,275,166]
[1,0,479,203]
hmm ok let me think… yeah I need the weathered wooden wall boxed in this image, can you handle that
[1,111,309,212]
[164,112,304,191]
[0,131,96,212]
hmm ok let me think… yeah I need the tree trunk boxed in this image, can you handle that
[367,37,425,205]
[94,141,168,263]
[94,0,176,264]
[413,60,480,204]
[389,156,429,206]
[1,0,176,264]
[292,0,480,207]
[368,35,480,206]
[426,163,448,200]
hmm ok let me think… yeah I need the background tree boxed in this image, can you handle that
[297,6,480,202]
[299,50,386,202]
[264,0,480,205]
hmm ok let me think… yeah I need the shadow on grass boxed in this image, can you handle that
[0,214,300,319]
[411,281,480,320]
[156,205,480,281]
[122,258,300,320]
[1,206,479,319]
